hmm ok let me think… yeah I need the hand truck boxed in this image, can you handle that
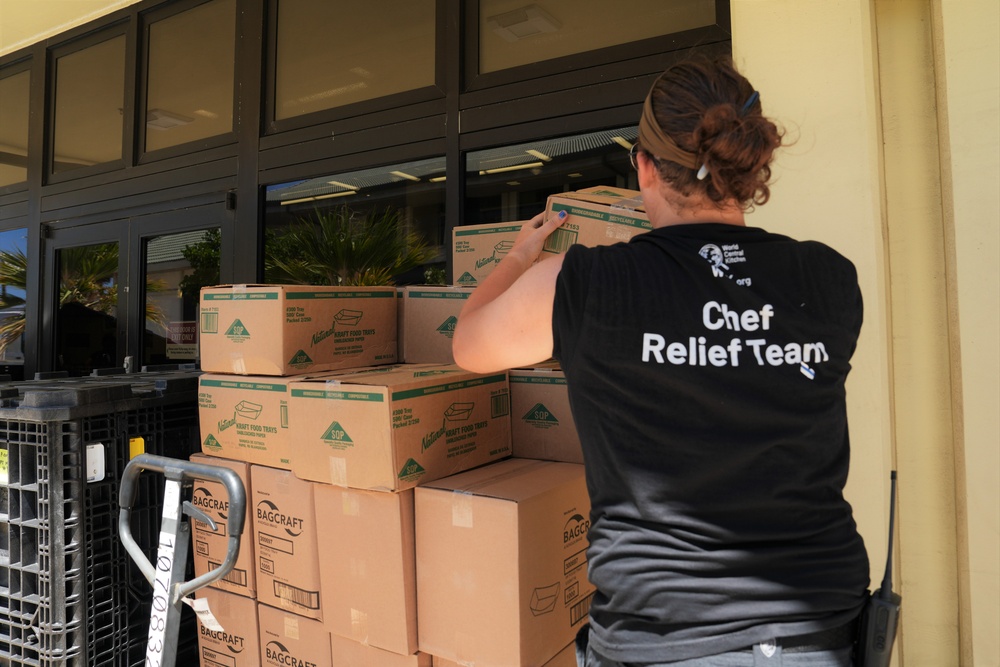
[118,453,246,667]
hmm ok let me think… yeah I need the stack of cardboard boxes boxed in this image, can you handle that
[190,187,649,666]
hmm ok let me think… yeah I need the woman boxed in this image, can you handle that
[453,57,870,666]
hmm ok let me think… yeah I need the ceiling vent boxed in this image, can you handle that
[487,5,560,42]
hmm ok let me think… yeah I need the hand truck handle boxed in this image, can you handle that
[118,453,247,600]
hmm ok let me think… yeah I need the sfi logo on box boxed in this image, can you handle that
[192,486,229,520]
[564,514,590,545]
[264,640,317,667]
[200,625,245,654]
[256,500,304,537]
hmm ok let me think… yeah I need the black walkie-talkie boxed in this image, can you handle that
[856,470,902,667]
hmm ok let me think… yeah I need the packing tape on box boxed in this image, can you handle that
[233,283,248,293]
[228,351,247,375]
[609,194,644,212]
[341,490,361,517]
[454,631,476,667]
[451,491,474,528]
[350,608,370,644]
[284,614,300,640]
[329,456,348,486]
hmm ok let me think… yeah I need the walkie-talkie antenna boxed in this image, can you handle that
[857,470,902,667]
[879,470,897,599]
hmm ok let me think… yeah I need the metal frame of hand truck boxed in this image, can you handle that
[117,453,246,667]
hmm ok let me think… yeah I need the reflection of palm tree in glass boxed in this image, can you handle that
[0,243,167,357]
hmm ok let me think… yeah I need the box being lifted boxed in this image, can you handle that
[199,284,397,376]
[451,221,524,286]
[543,186,650,254]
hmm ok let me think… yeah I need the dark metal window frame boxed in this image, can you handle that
[464,0,732,93]
[261,0,449,137]
[0,58,33,197]
[45,22,133,185]
[135,0,241,166]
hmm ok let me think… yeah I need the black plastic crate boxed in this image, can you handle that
[0,372,202,667]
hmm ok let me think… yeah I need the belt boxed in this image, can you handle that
[746,618,858,654]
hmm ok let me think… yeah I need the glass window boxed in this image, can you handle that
[145,0,236,152]
[264,157,446,285]
[274,0,436,120]
[53,35,126,173]
[479,0,716,74]
[56,241,119,375]
[0,70,30,188]
[0,228,28,379]
[144,229,221,367]
[465,126,637,224]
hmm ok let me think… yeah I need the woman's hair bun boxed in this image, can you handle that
[649,57,783,208]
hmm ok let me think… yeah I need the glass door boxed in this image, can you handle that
[41,206,227,376]
[43,222,127,376]
[129,206,228,372]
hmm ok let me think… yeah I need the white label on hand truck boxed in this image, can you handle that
[146,479,181,667]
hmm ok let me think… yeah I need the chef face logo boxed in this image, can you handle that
[699,244,729,277]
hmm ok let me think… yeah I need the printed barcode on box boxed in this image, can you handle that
[570,593,593,626]
[202,646,237,667]
[491,393,510,418]
[208,561,249,587]
[274,581,320,609]
[202,311,219,333]
[544,228,578,254]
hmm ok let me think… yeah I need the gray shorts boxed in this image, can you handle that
[575,626,855,667]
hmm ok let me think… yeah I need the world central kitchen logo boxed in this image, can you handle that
[421,402,475,451]
[191,486,229,521]
[256,500,304,537]
[264,640,317,667]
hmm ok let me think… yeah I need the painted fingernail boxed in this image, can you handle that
[558,210,567,219]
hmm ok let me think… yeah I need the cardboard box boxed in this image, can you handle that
[416,458,593,667]
[199,284,397,376]
[190,453,256,598]
[288,364,512,491]
[452,222,524,286]
[252,466,322,621]
[258,603,331,667]
[198,373,301,469]
[195,587,261,667]
[433,641,576,667]
[331,634,432,667]
[314,484,417,655]
[398,286,473,364]
[543,186,650,254]
[509,365,583,464]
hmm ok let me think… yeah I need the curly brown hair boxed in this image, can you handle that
[641,56,783,209]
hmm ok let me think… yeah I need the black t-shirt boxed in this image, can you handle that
[552,223,870,663]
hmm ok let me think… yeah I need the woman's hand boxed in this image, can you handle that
[507,210,568,268]
[452,209,568,373]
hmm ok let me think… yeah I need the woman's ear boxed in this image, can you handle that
[636,150,660,191]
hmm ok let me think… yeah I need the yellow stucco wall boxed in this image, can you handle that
[732,1,999,664]
[931,1,1000,665]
